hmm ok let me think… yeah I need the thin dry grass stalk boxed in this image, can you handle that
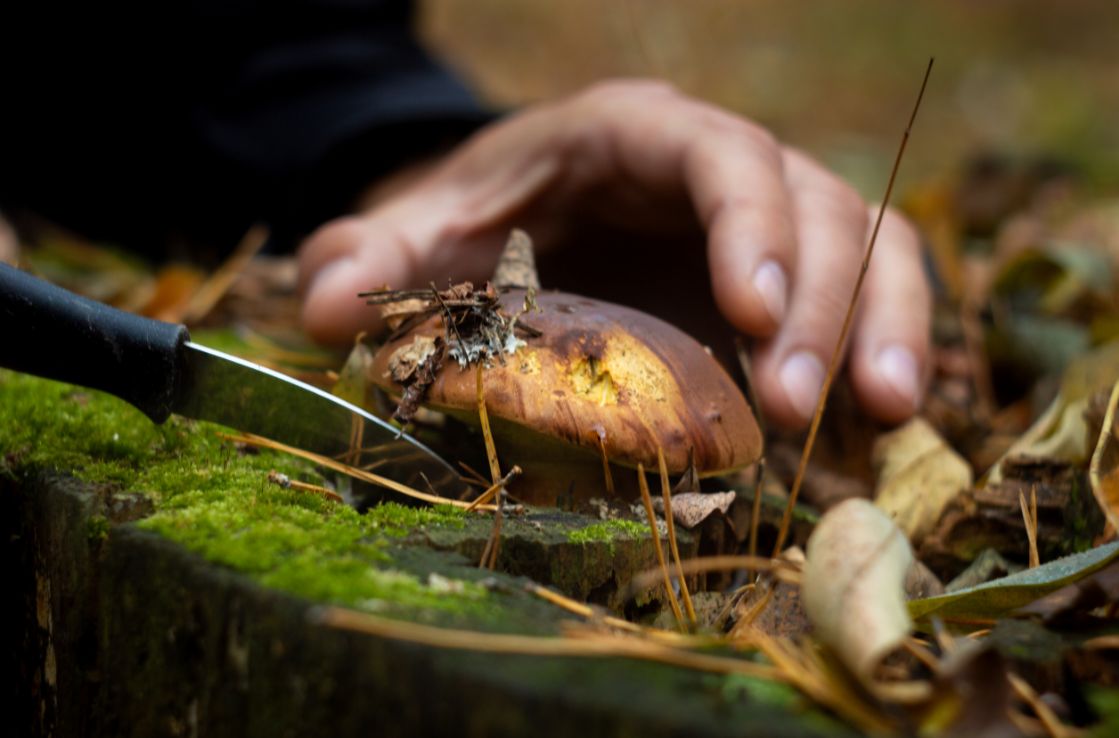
[637,464,685,628]
[773,58,934,557]
[657,447,696,624]
[218,431,497,511]
[316,605,780,681]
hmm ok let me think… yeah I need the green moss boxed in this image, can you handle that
[567,518,649,555]
[87,514,111,542]
[0,370,482,617]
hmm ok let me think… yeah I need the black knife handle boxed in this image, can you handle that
[0,263,189,423]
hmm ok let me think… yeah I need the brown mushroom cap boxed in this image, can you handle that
[370,289,762,478]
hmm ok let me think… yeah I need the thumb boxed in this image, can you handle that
[298,215,419,345]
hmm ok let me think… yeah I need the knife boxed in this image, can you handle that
[0,263,460,498]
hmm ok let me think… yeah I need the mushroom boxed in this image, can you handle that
[367,231,763,506]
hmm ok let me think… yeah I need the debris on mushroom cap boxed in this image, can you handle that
[379,298,429,331]
[369,288,763,477]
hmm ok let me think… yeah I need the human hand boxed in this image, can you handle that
[298,79,930,429]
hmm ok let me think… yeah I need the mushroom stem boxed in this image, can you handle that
[492,229,541,291]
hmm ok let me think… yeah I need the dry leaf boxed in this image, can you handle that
[652,491,735,529]
[873,417,973,543]
[802,498,913,682]
[988,339,1119,484]
[332,338,376,410]
[1089,376,1119,533]
[380,297,430,331]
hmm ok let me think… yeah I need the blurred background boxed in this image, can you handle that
[421,0,1119,197]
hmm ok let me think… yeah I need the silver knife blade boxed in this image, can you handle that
[175,342,459,497]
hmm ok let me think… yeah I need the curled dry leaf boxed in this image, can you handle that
[1089,376,1119,533]
[803,498,914,683]
[652,491,735,529]
[386,335,446,424]
[989,339,1119,484]
[873,417,973,543]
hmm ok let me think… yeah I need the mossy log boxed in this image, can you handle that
[1,371,851,737]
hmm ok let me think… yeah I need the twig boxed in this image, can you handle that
[465,466,522,512]
[266,470,343,503]
[773,58,934,556]
[637,464,685,629]
[657,447,696,625]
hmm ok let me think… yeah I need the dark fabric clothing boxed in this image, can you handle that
[0,1,492,258]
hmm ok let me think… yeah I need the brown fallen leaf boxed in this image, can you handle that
[1089,376,1119,534]
[873,417,974,544]
[803,498,914,683]
[139,264,206,322]
[921,455,1103,576]
[988,339,1119,484]
[652,491,735,529]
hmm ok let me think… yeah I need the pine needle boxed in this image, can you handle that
[1008,673,1079,738]
[773,58,934,557]
[637,464,685,629]
[657,447,696,625]
[595,431,615,495]
[526,583,643,634]
[182,223,269,324]
[477,364,505,569]
[316,606,779,681]
[628,555,799,595]
[218,431,496,511]
[748,459,766,573]
[1019,487,1040,568]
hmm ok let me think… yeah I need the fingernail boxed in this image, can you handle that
[876,344,920,409]
[306,256,355,295]
[753,260,787,323]
[780,351,825,421]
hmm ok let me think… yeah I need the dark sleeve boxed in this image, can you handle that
[0,0,495,257]
[190,1,496,248]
